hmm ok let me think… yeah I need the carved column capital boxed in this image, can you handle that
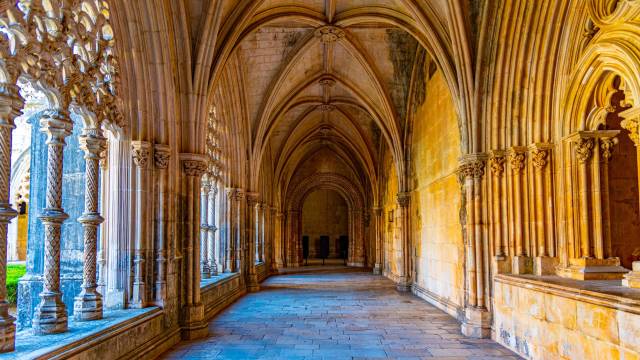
[79,131,107,160]
[246,192,260,207]
[488,150,506,177]
[131,141,152,169]
[40,109,73,145]
[600,137,617,161]
[528,143,552,171]
[179,153,208,177]
[458,154,487,180]
[153,144,170,169]
[396,192,411,208]
[372,207,383,216]
[507,147,527,174]
[574,137,595,163]
[0,82,24,127]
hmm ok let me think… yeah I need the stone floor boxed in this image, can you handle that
[160,271,521,359]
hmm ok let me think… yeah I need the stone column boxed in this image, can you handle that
[508,147,531,274]
[207,183,218,276]
[257,203,264,263]
[396,192,411,292]
[73,124,107,321]
[372,207,383,274]
[0,82,22,350]
[489,151,509,274]
[153,144,170,302]
[236,189,245,273]
[130,141,151,308]
[200,179,211,279]
[458,155,490,338]
[225,188,236,272]
[180,154,208,339]
[32,109,73,334]
[529,144,556,275]
[275,211,285,269]
[246,193,259,292]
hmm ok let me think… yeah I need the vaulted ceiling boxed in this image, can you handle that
[195,0,463,205]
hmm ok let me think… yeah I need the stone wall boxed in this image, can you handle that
[301,189,348,259]
[409,69,464,314]
[494,276,640,359]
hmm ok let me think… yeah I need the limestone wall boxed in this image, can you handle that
[494,276,640,359]
[408,70,464,313]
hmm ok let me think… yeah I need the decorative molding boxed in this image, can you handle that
[574,137,594,163]
[154,144,171,169]
[508,147,527,174]
[488,150,506,177]
[529,144,552,170]
[131,141,152,169]
[314,26,345,43]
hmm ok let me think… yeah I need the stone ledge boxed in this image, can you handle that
[200,272,240,290]
[412,282,463,321]
[6,307,162,360]
[495,274,640,315]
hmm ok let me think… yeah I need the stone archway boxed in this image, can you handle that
[283,173,367,268]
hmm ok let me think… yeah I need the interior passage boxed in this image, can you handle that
[162,271,521,359]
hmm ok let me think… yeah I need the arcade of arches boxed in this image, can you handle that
[1,1,640,359]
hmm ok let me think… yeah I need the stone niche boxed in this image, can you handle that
[17,112,87,330]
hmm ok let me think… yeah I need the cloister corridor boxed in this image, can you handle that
[161,270,520,360]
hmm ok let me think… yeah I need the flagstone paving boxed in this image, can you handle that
[160,271,521,359]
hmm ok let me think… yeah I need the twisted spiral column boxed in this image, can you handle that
[207,184,218,276]
[32,110,73,334]
[200,180,211,279]
[73,128,106,321]
[0,83,22,351]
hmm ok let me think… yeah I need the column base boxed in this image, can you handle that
[247,273,260,293]
[558,257,629,280]
[154,281,167,303]
[130,282,147,309]
[32,292,68,334]
[0,303,15,352]
[181,303,208,340]
[461,306,491,338]
[201,262,211,279]
[622,261,640,288]
[533,256,558,276]
[396,277,411,292]
[373,264,382,275]
[73,290,103,321]
[492,255,511,275]
[512,256,533,275]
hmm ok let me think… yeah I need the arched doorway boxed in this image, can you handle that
[301,189,349,263]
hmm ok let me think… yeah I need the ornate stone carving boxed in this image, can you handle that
[319,78,336,87]
[33,109,74,334]
[181,153,208,177]
[600,137,617,161]
[396,192,411,208]
[74,127,107,321]
[489,153,506,176]
[574,137,594,163]
[317,104,335,112]
[458,160,486,180]
[508,148,526,174]
[530,148,549,170]
[315,26,345,43]
[154,144,171,169]
[131,141,151,168]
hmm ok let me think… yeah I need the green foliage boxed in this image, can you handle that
[7,264,25,305]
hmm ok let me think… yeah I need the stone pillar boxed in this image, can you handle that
[0,82,22,350]
[246,193,259,292]
[200,180,211,279]
[372,207,383,275]
[130,141,151,308]
[153,144,170,303]
[275,211,285,269]
[395,192,411,292]
[32,109,73,334]
[529,144,557,275]
[508,147,531,274]
[179,154,208,339]
[489,151,509,275]
[207,183,218,276]
[236,189,245,273]
[257,203,264,263]
[73,124,107,321]
[225,188,236,273]
[458,155,491,338]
